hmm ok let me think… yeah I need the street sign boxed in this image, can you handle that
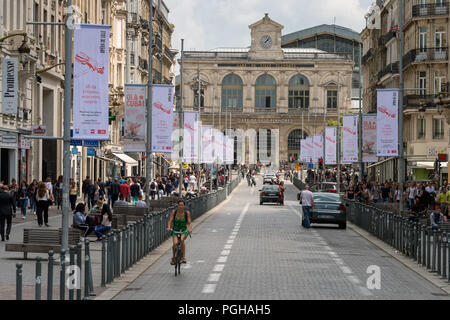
[32,125,47,136]
[72,148,78,155]
[84,140,99,147]
[308,163,314,169]
[87,148,96,157]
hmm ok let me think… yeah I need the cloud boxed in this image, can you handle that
[164,0,373,71]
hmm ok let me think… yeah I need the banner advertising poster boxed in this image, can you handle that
[214,131,224,164]
[123,84,146,153]
[313,135,323,163]
[377,89,399,157]
[202,126,214,164]
[152,84,174,153]
[226,136,234,164]
[167,111,180,159]
[325,127,337,165]
[183,111,199,162]
[342,114,358,163]
[1,57,18,115]
[300,139,306,162]
[73,24,110,140]
[305,136,314,163]
[363,114,377,163]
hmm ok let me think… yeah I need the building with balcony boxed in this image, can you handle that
[361,0,449,182]
[178,14,354,165]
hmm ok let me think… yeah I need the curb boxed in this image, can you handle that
[95,180,244,300]
[347,222,450,295]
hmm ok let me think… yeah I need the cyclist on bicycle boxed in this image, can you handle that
[167,199,192,265]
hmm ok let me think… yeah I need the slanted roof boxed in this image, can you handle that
[282,24,362,45]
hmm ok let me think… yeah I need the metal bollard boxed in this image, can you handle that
[115,230,120,278]
[442,233,447,279]
[437,231,442,276]
[47,250,54,300]
[60,249,66,300]
[69,246,75,300]
[417,225,422,264]
[125,226,129,270]
[106,233,111,284]
[122,228,126,274]
[427,228,431,269]
[76,243,82,300]
[35,257,42,300]
[432,230,437,272]
[422,226,426,267]
[101,236,106,287]
[83,239,90,300]
[85,239,95,296]
[16,263,23,300]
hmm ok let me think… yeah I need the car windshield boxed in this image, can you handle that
[313,193,341,203]
[263,185,279,191]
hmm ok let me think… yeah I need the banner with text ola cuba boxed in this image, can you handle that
[377,89,398,157]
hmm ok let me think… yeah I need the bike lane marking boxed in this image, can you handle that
[202,203,249,294]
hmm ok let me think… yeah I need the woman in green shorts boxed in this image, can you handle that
[167,200,192,264]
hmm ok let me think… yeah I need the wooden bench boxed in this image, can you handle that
[113,206,148,216]
[5,228,82,259]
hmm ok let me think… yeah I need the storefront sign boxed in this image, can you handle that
[32,125,47,136]
[1,57,18,115]
[73,24,110,140]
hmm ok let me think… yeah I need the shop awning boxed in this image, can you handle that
[413,162,448,168]
[112,153,138,165]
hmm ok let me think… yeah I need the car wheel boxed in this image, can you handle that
[338,222,347,229]
[260,201,263,205]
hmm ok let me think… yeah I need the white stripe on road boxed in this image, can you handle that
[220,250,231,256]
[208,273,221,282]
[217,256,228,263]
[224,244,233,250]
[202,284,216,293]
[213,264,225,272]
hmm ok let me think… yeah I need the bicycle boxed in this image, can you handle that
[168,229,191,276]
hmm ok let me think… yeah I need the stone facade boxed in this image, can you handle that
[179,14,354,165]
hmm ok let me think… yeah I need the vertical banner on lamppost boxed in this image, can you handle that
[1,57,18,115]
[342,114,358,163]
[152,84,174,153]
[325,127,337,165]
[73,24,110,140]
[168,111,180,160]
[300,139,306,162]
[183,111,199,162]
[202,126,214,164]
[313,135,323,163]
[305,136,313,163]
[363,114,377,163]
[214,130,224,165]
[124,84,146,152]
[226,136,234,164]
[377,89,399,157]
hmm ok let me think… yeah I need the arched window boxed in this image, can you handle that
[288,129,308,163]
[255,74,276,110]
[289,74,310,109]
[221,74,243,111]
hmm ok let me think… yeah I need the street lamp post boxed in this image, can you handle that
[145,2,154,206]
[337,72,341,194]
[178,39,184,198]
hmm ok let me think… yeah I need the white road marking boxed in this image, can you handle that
[211,229,217,233]
[224,244,232,250]
[340,266,353,274]
[226,240,234,244]
[213,264,225,272]
[231,232,238,235]
[202,284,216,293]
[217,256,228,263]
[229,235,236,239]
[221,250,231,256]
[347,275,361,284]
[208,273,221,282]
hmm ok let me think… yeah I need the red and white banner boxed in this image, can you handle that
[342,114,358,163]
[152,84,174,153]
[313,135,323,163]
[183,111,199,162]
[325,127,337,165]
[123,84,146,152]
[304,137,313,163]
[214,130,224,164]
[300,139,306,162]
[73,24,110,140]
[201,126,214,164]
[363,114,377,163]
[377,89,398,157]
[226,136,234,164]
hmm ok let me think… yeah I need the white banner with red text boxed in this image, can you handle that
[377,89,399,157]
[342,114,358,163]
[325,127,337,165]
[152,84,174,153]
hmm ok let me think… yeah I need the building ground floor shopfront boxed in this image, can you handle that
[0,130,31,185]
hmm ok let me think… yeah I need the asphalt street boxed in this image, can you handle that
[114,176,450,300]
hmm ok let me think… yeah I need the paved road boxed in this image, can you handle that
[115,176,450,300]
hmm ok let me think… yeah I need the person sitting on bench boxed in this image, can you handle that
[94,204,112,241]
[73,203,93,239]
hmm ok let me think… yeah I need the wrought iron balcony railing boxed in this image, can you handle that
[403,47,448,69]
[412,3,449,18]
[377,61,399,81]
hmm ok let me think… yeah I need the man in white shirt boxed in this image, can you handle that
[425,182,435,194]
[189,174,197,190]
[300,185,314,229]
[135,194,147,207]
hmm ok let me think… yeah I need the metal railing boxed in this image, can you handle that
[377,61,399,81]
[412,3,449,18]
[362,48,373,65]
[345,199,449,283]
[15,176,241,299]
[403,47,448,69]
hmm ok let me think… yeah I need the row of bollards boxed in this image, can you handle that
[16,240,94,300]
[346,199,450,284]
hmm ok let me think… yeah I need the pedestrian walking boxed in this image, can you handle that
[82,176,90,203]
[28,179,38,215]
[35,182,51,227]
[0,185,16,241]
[149,179,157,200]
[300,185,314,229]
[120,180,131,202]
[17,181,29,220]
[69,181,78,211]
[130,179,141,205]
[110,178,121,208]
[158,179,164,199]
[86,180,95,210]
[45,178,53,205]
[55,176,63,210]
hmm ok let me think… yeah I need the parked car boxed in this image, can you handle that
[260,185,282,205]
[308,192,347,229]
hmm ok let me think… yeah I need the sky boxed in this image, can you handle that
[164,0,375,55]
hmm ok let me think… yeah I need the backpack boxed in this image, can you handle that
[151,182,156,189]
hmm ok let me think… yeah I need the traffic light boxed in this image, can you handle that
[318,157,323,170]
[438,153,448,162]
[108,110,116,124]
